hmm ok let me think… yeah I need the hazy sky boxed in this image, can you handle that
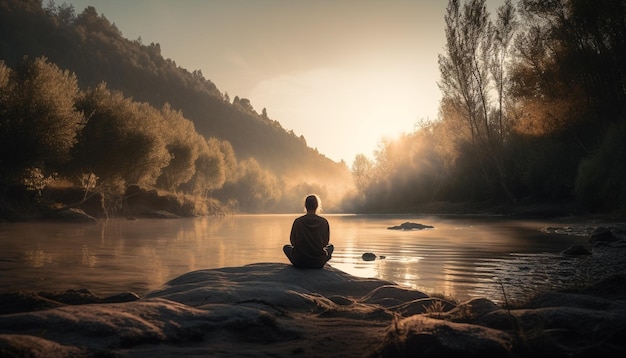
[62,0,500,163]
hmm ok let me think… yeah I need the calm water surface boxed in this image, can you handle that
[0,214,590,303]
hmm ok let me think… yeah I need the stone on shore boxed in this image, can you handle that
[46,208,98,224]
[590,227,622,245]
[561,244,592,255]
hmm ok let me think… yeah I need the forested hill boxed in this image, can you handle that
[0,0,349,183]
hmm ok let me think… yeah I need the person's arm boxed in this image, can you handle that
[322,219,330,246]
[290,220,297,246]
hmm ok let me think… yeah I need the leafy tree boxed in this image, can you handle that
[519,0,626,122]
[217,139,238,182]
[346,154,375,211]
[351,154,374,190]
[155,104,199,191]
[575,122,626,213]
[71,83,169,189]
[73,6,121,38]
[233,97,256,114]
[44,0,76,24]
[349,129,447,213]
[512,0,626,138]
[214,158,281,213]
[0,57,83,185]
[509,0,626,210]
[185,137,227,197]
[510,1,590,136]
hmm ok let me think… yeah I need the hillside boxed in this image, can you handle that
[0,0,351,196]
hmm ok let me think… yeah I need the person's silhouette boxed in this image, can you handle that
[283,194,333,268]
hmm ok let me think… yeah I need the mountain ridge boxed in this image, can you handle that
[0,0,350,187]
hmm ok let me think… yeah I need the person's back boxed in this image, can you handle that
[283,194,333,268]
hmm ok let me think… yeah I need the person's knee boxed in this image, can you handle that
[283,245,294,259]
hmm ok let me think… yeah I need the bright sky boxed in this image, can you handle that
[62,0,500,164]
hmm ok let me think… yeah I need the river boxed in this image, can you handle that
[0,214,592,304]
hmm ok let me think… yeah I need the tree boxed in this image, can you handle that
[0,57,83,185]
[438,0,518,202]
[514,0,626,212]
[515,0,626,129]
[156,103,199,191]
[235,97,255,114]
[45,0,76,24]
[71,83,169,190]
[214,158,281,213]
[575,122,626,212]
[510,1,589,136]
[351,154,374,191]
[504,0,626,210]
[73,6,121,37]
[217,139,238,182]
[184,137,226,197]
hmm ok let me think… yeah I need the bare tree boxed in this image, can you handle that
[438,0,518,202]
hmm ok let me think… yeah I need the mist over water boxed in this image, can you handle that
[0,215,589,304]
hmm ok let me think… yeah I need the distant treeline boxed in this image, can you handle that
[346,0,626,215]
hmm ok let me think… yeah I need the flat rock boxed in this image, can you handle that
[387,222,434,230]
[1,263,625,357]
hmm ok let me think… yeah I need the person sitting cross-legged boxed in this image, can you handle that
[283,194,334,269]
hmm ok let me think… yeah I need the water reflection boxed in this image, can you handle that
[81,245,96,267]
[24,248,46,268]
[0,215,589,304]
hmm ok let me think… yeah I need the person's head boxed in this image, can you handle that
[304,194,321,213]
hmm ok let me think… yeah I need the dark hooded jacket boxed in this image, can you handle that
[289,213,330,268]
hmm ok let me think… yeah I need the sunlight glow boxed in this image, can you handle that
[62,0,450,163]
[248,64,440,163]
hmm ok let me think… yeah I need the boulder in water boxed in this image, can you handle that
[362,252,377,261]
[387,222,434,230]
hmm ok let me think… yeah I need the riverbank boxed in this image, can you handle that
[1,227,625,357]
[0,184,230,223]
